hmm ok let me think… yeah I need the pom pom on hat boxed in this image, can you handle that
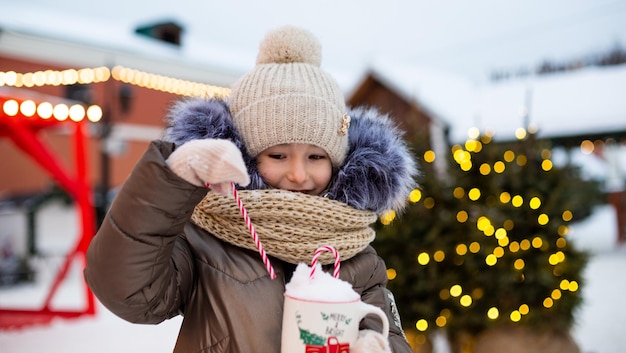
[256,25,322,66]
[229,25,349,166]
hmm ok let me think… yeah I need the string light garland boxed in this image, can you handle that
[1,96,102,123]
[0,66,230,98]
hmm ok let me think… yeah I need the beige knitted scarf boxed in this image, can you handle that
[190,189,377,265]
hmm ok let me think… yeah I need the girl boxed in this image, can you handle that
[85,25,417,353]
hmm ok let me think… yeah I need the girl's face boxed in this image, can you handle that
[257,143,332,196]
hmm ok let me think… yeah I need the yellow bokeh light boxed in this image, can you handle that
[549,254,560,265]
[510,310,521,322]
[558,225,569,236]
[543,297,554,308]
[386,268,397,280]
[424,197,435,209]
[479,163,491,175]
[497,236,509,247]
[519,304,529,315]
[468,188,481,201]
[516,155,527,166]
[551,289,562,300]
[477,216,491,231]
[499,192,511,203]
[380,210,396,225]
[495,228,507,239]
[416,319,428,332]
[409,189,422,203]
[532,237,543,248]
[460,295,472,307]
[435,316,447,327]
[562,210,573,222]
[450,285,463,297]
[485,254,497,266]
[456,244,468,256]
[556,237,567,248]
[433,250,445,262]
[542,159,553,171]
[509,241,520,253]
[529,197,541,209]
[487,307,499,320]
[456,210,469,223]
[460,160,472,171]
[520,239,531,250]
[503,150,515,162]
[417,252,430,265]
[453,187,465,199]
[580,140,594,154]
[569,281,579,292]
[538,214,549,225]
[560,279,570,290]
[511,195,524,207]
[453,149,470,163]
[493,247,505,258]
[493,161,506,173]
[514,258,525,270]
[465,139,478,151]
[423,150,436,163]
[469,242,480,253]
[515,128,527,140]
[472,287,484,299]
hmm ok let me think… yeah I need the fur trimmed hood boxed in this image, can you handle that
[163,98,418,215]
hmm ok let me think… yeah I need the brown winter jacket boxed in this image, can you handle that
[84,140,412,353]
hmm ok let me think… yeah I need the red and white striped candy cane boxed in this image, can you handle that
[208,182,276,279]
[310,245,340,279]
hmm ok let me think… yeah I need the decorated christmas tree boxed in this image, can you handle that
[374,129,603,350]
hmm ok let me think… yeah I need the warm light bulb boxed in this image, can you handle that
[37,102,53,119]
[87,105,103,122]
[20,100,36,116]
[3,99,19,116]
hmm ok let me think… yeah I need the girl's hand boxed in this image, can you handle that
[166,139,250,194]
[351,329,392,353]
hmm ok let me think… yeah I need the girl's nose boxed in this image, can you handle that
[286,160,307,184]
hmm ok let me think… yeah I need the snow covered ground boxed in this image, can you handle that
[0,202,625,353]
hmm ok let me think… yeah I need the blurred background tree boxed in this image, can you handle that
[374,130,604,352]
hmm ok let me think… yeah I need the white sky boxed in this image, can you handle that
[9,0,626,84]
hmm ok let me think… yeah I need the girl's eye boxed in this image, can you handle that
[268,154,285,160]
[309,154,326,160]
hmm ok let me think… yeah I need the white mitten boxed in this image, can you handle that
[351,329,392,353]
[166,139,250,194]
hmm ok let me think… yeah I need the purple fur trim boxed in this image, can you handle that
[327,106,419,214]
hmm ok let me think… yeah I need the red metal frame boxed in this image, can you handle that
[0,92,96,330]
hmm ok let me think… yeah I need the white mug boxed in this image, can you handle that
[280,294,389,353]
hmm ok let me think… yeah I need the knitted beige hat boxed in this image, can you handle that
[229,25,350,166]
